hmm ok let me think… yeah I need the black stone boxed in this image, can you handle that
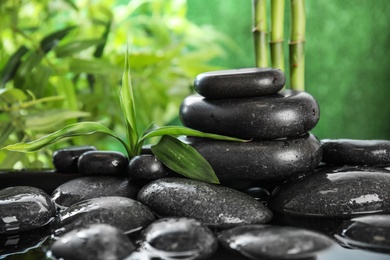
[53,146,97,173]
[77,151,128,176]
[51,196,155,235]
[183,133,322,181]
[137,178,272,229]
[243,187,270,202]
[218,225,335,259]
[128,155,171,181]
[51,224,135,260]
[335,215,390,252]
[51,176,139,208]
[194,68,285,98]
[321,139,390,167]
[180,90,320,140]
[140,218,218,259]
[0,186,56,234]
[268,166,390,218]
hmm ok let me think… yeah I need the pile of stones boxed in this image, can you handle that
[1,68,390,260]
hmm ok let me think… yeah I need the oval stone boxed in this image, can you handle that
[0,186,56,234]
[335,215,390,252]
[268,167,390,217]
[52,196,155,235]
[51,176,139,208]
[53,146,97,173]
[180,90,320,140]
[137,178,273,228]
[77,151,128,176]
[184,133,322,181]
[194,68,285,98]
[321,139,390,167]
[141,218,218,259]
[51,224,135,260]
[218,225,335,259]
[128,155,171,181]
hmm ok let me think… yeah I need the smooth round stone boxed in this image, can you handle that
[51,224,135,260]
[137,178,273,228]
[268,166,390,218]
[51,176,139,208]
[0,186,56,234]
[243,187,270,202]
[218,225,335,259]
[51,196,155,235]
[335,215,390,252]
[128,155,171,181]
[321,139,390,166]
[77,151,128,176]
[141,218,218,260]
[183,133,322,181]
[53,146,97,173]
[194,68,285,98]
[180,90,320,140]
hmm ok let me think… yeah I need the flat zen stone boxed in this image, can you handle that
[183,133,322,181]
[218,225,335,259]
[53,146,97,173]
[77,151,128,176]
[321,139,390,166]
[180,90,319,140]
[268,166,390,218]
[51,176,139,208]
[194,68,285,98]
[137,178,273,229]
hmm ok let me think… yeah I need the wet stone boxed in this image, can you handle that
[183,133,322,181]
[51,196,155,235]
[53,146,97,173]
[0,186,56,234]
[243,187,271,202]
[140,218,218,260]
[51,176,139,208]
[50,224,135,260]
[218,225,335,259]
[137,178,273,229]
[128,155,171,181]
[321,139,390,167]
[194,68,285,98]
[268,166,390,218]
[77,151,128,176]
[180,90,320,140]
[335,215,390,252]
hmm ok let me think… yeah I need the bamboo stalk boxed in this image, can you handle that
[270,0,285,72]
[289,0,305,91]
[252,0,269,67]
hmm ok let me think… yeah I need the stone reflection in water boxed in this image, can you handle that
[335,215,390,253]
[218,225,335,260]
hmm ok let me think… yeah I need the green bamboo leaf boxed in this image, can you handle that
[69,58,122,75]
[2,122,128,153]
[40,26,76,54]
[0,88,27,103]
[25,110,90,131]
[55,39,104,58]
[0,46,29,86]
[151,135,220,184]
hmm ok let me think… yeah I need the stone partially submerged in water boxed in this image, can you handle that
[137,178,273,228]
[268,167,390,218]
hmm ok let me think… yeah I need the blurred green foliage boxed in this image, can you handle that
[187,0,390,140]
[0,0,233,169]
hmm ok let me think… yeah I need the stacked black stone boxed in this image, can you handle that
[179,68,322,181]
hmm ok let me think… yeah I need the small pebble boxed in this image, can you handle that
[77,151,128,176]
[53,146,97,173]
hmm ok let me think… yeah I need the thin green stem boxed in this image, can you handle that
[289,0,305,91]
[271,0,285,72]
[252,0,269,67]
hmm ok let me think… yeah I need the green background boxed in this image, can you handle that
[186,0,390,140]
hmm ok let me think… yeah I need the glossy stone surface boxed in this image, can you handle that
[51,176,139,208]
[183,134,322,181]
[51,224,135,260]
[268,167,390,217]
[52,196,155,235]
[77,151,128,176]
[194,68,285,98]
[335,215,390,252]
[180,90,320,140]
[141,218,218,259]
[218,225,335,259]
[128,155,171,181]
[0,186,56,234]
[53,146,97,173]
[137,178,272,228]
[321,139,390,166]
